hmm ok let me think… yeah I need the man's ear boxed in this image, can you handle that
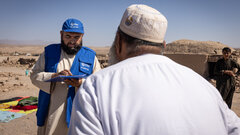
[60,31,63,36]
[163,40,166,48]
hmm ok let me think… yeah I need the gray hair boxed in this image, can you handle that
[117,27,165,56]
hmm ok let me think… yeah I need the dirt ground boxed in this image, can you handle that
[0,45,239,135]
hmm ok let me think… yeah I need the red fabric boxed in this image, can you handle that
[16,96,30,101]
[11,105,38,111]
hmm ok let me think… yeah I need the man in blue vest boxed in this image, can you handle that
[30,18,101,135]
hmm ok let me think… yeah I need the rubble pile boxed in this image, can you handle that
[96,54,108,68]
[0,72,25,92]
[165,39,234,54]
[0,57,18,66]
[234,49,240,92]
[236,77,240,92]
[17,58,36,67]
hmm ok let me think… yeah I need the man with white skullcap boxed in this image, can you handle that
[68,4,240,135]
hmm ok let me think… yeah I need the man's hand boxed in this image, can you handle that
[65,78,83,88]
[224,70,235,77]
[51,70,83,87]
[51,70,72,78]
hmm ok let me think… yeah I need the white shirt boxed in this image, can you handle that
[69,54,240,135]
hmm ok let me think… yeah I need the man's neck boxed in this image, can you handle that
[127,46,162,59]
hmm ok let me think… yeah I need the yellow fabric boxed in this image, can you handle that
[0,100,37,114]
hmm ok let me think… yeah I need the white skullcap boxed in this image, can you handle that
[119,4,168,43]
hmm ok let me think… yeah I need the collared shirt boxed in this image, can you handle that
[69,54,240,135]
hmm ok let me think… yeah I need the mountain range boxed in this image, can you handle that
[0,39,54,45]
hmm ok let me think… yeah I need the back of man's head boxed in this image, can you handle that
[109,4,168,65]
[119,4,168,44]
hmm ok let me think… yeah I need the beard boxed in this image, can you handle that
[61,38,82,55]
[108,39,119,66]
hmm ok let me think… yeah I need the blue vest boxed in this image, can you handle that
[37,44,96,127]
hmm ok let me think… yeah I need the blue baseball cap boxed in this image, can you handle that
[62,18,84,34]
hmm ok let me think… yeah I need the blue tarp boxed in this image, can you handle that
[0,111,25,123]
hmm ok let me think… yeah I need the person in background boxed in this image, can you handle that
[68,4,240,135]
[30,18,101,135]
[214,47,240,108]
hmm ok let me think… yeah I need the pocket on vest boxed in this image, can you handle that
[79,62,92,74]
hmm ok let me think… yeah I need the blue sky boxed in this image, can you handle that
[0,0,240,48]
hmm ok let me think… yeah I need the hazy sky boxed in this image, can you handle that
[0,0,240,48]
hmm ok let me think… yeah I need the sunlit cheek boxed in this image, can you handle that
[76,40,81,45]
[76,38,82,44]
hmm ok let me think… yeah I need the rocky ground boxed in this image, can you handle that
[0,43,239,135]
